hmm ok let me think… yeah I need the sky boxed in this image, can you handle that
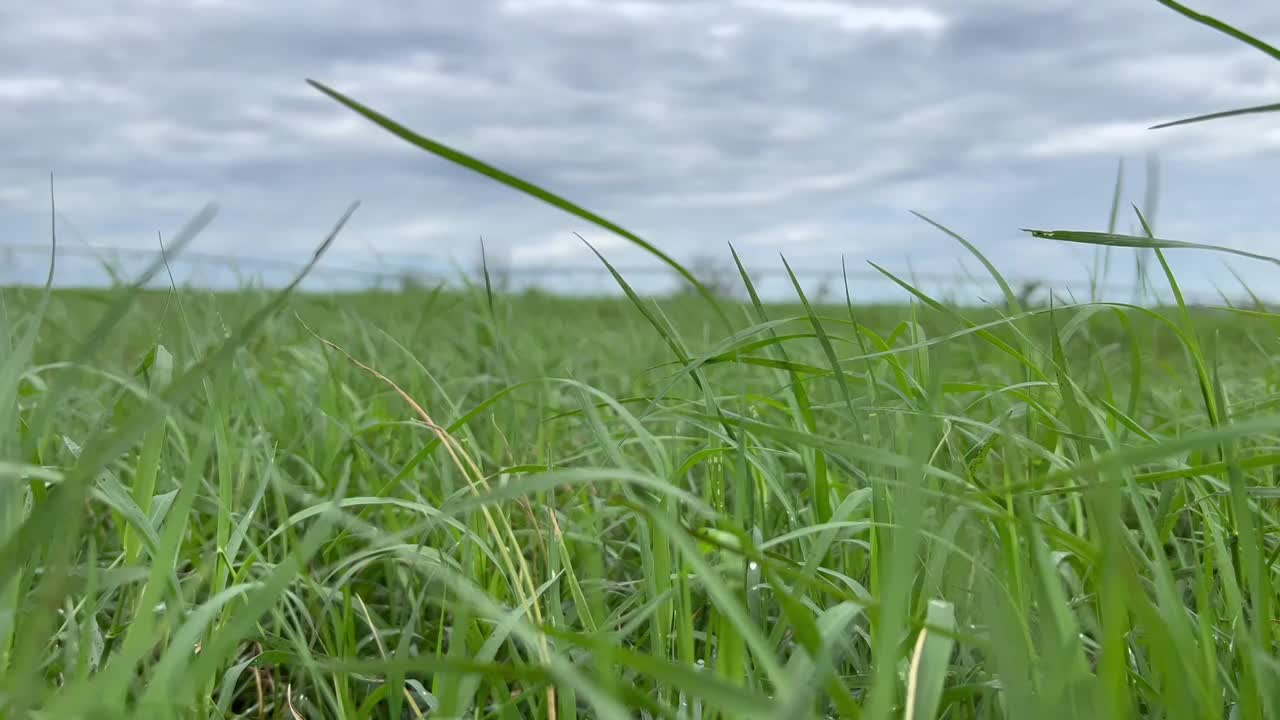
[2,0,1279,302]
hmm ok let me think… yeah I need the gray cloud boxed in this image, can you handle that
[2,0,1279,301]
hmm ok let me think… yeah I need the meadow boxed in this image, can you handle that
[5,2,1280,716]
[4,238,1280,719]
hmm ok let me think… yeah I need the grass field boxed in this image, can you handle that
[6,2,1280,715]
[4,234,1280,719]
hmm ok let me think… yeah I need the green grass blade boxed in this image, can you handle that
[1022,227,1280,267]
[1152,0,1280,62]
[306,79,728,325]
[904,600,956,720]
[1151,101,1280,129]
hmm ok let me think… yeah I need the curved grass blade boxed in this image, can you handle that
[781,254,859,426]
[868,261,1048,382]
[1144,6,1280,129]
[1153,0,1280,63]
[911,211,1020,313]
[306,79,729,326]
[780,254,853,525]
[1134,205,1220,426]
[1022,228,1280,267]
[1151,101,1280,130]
[581,237,738,442]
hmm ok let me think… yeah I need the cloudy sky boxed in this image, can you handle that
[2,0,1279,301]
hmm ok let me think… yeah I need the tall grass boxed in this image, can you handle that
[5,219,1280,719]
[4,1,1280,717]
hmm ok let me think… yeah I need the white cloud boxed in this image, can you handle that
[1022,114,1280,161]
[0,76,63,102]
[20,15,159,43]
[1115,50,1280,105]
[509,231,626,263]
[768,108,837,141]
[735,1,947,34]
[0,186,34,207]
[2,0,1280,299]
[740,222,829,247]
[709,22,743,40]
[322,53,511,100]
[112,120,281,165]
[500,0,671,21]
[1023,121,1161,158]
[640,161,912,209]
[382,218,454,242]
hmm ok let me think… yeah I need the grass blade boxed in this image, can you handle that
[1153,0,1280,62]
[1151,101,1280,129]
[1022,228,1280,267]
[306,79,728,325]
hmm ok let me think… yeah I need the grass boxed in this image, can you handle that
[5,2,1280,715]
[3,246,1280,719]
